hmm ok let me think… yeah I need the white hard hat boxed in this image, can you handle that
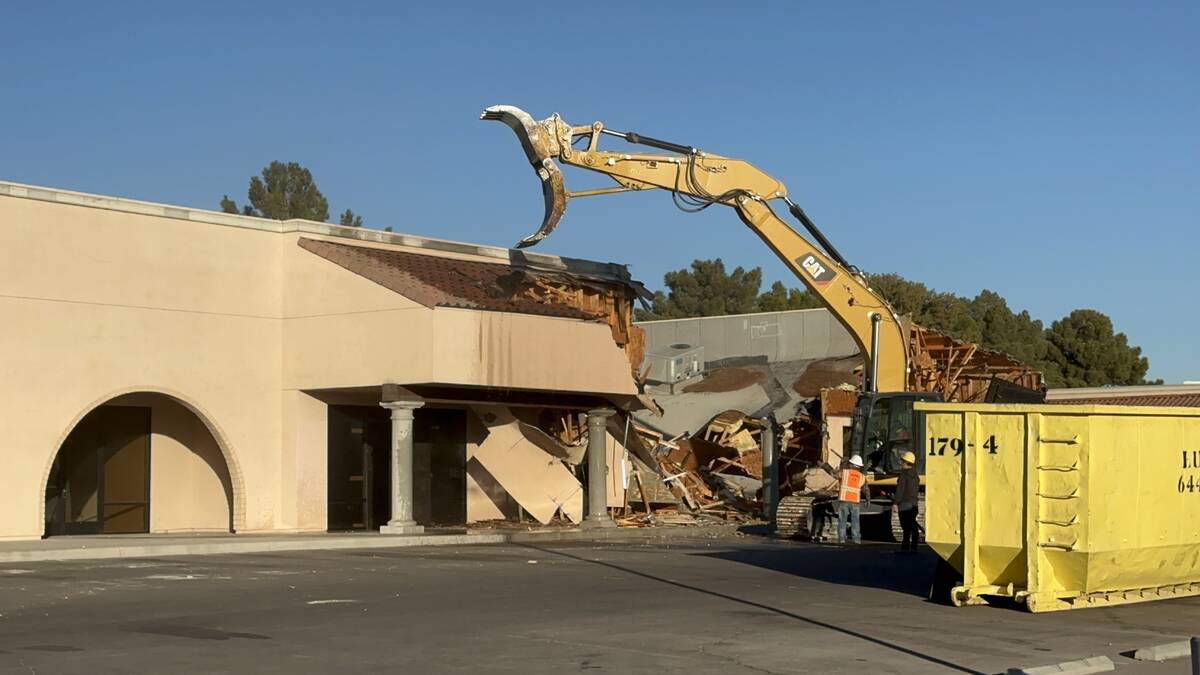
[849,454,864,467]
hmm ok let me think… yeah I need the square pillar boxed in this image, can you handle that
[582,407,617,529]
[379,398,425,535]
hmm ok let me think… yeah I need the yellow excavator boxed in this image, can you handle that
[482,105,1040,538]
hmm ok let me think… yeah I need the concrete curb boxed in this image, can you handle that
[1132,640,1192,662]
[1006,655,1114,675]
[506,523,740,544]
[0,524,742,564]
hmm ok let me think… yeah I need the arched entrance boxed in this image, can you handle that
[44,392,235,536]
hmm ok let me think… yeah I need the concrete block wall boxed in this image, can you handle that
[637,308,859,366]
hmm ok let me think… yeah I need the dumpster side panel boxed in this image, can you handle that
[1084,413,1200,593]
[1033,413,1090,597]
[925,411,965,567]
[1086,416,1138,553]
[925,410,1028,591]
[974,412,1027,586]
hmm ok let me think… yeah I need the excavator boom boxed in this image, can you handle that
[481,105,911,392]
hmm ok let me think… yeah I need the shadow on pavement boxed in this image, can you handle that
[522,543,984,675]
[697,542,938,598]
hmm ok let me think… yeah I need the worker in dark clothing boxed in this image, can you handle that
[893,450,920,553]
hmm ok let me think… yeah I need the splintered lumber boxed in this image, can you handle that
[710,456,746,473]
[687,437,740,467]
[907,323,1043,402]
[687,473,714,500]
[660,468,699,510]
[633,472,652,514]
[667,442,700,471]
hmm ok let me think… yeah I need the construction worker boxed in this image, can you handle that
[836,454,868,544]
[893,450,920,553]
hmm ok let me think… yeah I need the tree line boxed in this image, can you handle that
[219,160,390,231]
[636,258,1156,389]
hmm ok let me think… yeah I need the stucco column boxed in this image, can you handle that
[379,399,425,535]
[582,408,617,529]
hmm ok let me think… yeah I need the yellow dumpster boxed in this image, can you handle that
[916,402,1200,612]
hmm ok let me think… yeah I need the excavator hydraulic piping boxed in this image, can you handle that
[783,196,852,270]
[619,131,696,155]
[868,312,882,393]
[600,127,696,155]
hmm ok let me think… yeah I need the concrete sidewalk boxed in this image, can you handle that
[0,523,744,563]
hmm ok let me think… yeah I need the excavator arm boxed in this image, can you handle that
[482,105,910,392]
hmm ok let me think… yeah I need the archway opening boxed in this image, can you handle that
[45,393,234,536]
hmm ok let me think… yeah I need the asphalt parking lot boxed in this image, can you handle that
[0,537,1195,674]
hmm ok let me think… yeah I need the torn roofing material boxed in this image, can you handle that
[299,237,653,384]
[301,237,601,317]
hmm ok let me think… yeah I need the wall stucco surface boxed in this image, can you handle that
[0,183,638,540]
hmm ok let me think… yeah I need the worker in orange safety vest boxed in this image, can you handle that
[836,454,870,544]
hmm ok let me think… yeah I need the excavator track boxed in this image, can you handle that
[888,496,926,543]
[776,492,836,541]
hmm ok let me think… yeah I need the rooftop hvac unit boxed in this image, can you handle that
[643,344,704,386]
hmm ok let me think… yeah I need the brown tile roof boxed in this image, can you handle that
[299,238,618,319]
[1051,394,1200,408]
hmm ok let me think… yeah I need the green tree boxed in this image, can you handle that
[867,273,935,319]
[868,273,981,342]
[338,209,364,228]
[637,259,762,320]
[1044,309,1152,387]
[968,290,1048,367]
[221,161,330,221]
[756,281,825,312]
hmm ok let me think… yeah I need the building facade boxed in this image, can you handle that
[0,181,647,541]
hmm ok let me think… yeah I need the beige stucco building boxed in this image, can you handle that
[0,180,649,541]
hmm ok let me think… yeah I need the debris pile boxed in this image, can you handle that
[615,411,768,527]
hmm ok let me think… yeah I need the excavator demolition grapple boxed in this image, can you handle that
[483,105,1042,540]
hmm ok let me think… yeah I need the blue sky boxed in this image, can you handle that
[4,2,1197,382]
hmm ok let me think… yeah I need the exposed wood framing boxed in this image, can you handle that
[907,323,1043,402]
[525,277,647,384]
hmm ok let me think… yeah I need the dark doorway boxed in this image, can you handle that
[327,405,391,531]
[327,405,468,531]
[45,406,151,536]
[413,408,467,526]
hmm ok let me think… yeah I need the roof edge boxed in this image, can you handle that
[0,179,637,284]
[1046,384,1200,400]
[634,307,833,324]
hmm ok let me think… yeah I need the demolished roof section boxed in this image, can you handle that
[299,237,650,384]
[908,323,1044,402]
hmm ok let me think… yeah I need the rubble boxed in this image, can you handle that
[613,410,772,525]
[617,315,1049,537]
[451,322,1047,533]
[471,406,584,525]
